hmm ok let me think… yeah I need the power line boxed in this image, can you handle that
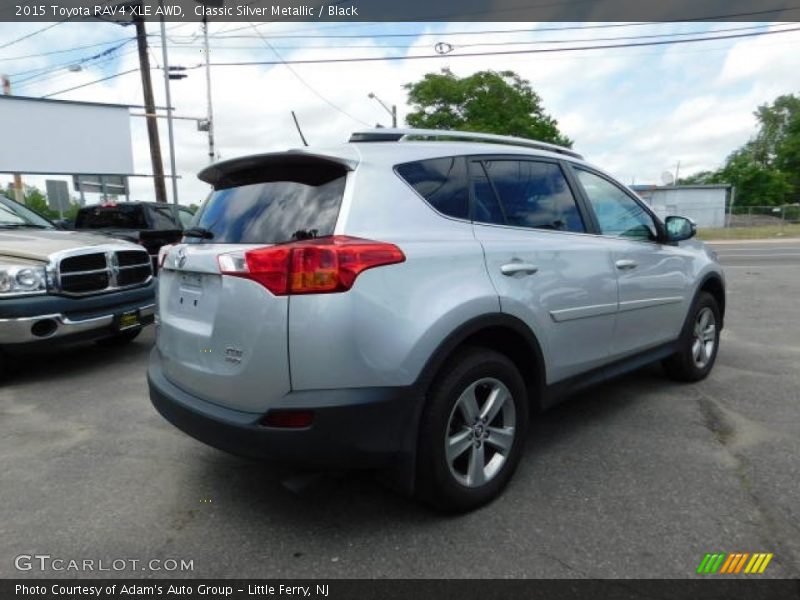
[32,21,800,99]
[204,6,800,40]
[244,22,370,127]
[8,40,134,81]
[150,22,782,53]
[13,47,138,91]
[0,22,65,51]
[203,25,800,68]
[41,68,139,98]
[0,37,134,63]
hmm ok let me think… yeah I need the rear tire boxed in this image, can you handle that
[663,292,720,382]
[95,329,142,346]
[416,347,528,512]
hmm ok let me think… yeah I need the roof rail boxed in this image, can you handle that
[348,128,583,160]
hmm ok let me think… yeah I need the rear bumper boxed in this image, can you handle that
[147,349,423,471]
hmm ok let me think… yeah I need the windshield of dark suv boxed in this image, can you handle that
[0,195,54,229]
[189,175,346,244]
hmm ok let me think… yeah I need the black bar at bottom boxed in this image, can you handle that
[3,579,799,600]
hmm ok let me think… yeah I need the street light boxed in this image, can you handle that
[368,92,397,128]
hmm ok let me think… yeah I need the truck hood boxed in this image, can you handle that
[0,229,142,262]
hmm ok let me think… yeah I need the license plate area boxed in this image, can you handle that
[115,310,141,331]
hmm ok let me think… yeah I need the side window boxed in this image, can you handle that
[575,169,657,241]
[177,208,195,228]
[395,157,469,220]
[149,206,180,229]
[482,160,586,233]
[470,161,505,225]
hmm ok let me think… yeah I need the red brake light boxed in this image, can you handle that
[217,236,405,295]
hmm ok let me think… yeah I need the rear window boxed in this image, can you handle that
[395,157,469,220]
[191,176,346,244]
[75,205,147,229]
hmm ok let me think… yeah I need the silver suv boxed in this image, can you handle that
[149,129,725,511]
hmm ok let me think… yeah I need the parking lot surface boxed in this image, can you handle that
[2,242,799,579]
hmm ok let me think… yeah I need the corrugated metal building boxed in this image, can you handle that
[631,184,731,228]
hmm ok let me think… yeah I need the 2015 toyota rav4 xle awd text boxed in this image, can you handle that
[149,129,725,511]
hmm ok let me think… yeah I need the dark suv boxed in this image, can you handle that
[73,202,195,270]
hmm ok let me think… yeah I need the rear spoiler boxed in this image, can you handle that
[198,151,357,189]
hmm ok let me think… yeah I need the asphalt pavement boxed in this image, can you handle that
[1,249,798,579]
[708,237,800,266]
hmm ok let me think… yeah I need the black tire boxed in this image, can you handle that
[95,329,142,346]
[416,347,529,512]
[663,292,721,382]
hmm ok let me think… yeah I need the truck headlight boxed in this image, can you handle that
[0,265,47,296]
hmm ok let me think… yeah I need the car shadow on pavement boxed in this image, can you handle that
[1,337,153,385]
[183,363,669,526]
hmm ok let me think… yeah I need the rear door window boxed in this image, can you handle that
[192,176,346,244]
[395,157,469,220]
[481,160,586,233]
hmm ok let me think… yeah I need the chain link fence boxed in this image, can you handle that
[726,205,800,228]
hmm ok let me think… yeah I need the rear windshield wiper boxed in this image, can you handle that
[183,227,214,239]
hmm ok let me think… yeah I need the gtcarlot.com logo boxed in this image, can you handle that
[697,552,773,575]
[14,554,194,572]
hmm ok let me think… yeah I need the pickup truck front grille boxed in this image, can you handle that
[56,248,153,296]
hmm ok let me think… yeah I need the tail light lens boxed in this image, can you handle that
[217,236,405,295]
[158,244,175,269]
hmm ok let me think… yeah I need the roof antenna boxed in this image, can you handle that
[291,110,309,147]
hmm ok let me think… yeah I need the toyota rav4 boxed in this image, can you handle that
[148,129,725,510]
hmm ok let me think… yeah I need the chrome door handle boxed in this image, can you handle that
[615,259,638,270]
[500,262,539,276]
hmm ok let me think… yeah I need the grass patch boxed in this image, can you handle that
[697,224,800,240]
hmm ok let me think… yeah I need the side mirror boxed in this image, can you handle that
[664,215,696,242]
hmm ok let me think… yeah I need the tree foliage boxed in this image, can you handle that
[404,69,572,147]
[2,183,81,221]
[681,93,800,206]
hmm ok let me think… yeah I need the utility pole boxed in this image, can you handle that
[133,15,167,203]
[1,76,25,205]
[201,15,215,163]
[158,2,178,204]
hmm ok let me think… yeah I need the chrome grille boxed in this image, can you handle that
[56,247,153,296]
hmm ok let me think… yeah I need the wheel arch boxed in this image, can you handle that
[414,313,547,413]
[697,272,726,329]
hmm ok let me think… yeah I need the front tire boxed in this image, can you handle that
[663,292,721,382]
[416,347,528,512]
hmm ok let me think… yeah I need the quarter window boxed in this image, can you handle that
[575,169,657,241]
[478,160,586,233]
[395,157,469,220]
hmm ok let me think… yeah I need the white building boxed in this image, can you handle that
[632,185,731,228]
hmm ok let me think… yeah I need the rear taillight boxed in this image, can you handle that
[217,235,405,295]
[158,244,175,268]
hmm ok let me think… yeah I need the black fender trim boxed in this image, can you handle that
[384,313,547,495]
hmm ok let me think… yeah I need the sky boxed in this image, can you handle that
[1,19,799,207]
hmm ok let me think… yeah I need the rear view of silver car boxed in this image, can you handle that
[149,129,725,511]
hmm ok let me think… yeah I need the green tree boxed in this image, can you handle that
[404,69,572,147]
[2,184,81,222]
[680,93,800,206]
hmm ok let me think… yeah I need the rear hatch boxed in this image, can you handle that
[156,153,351,412]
